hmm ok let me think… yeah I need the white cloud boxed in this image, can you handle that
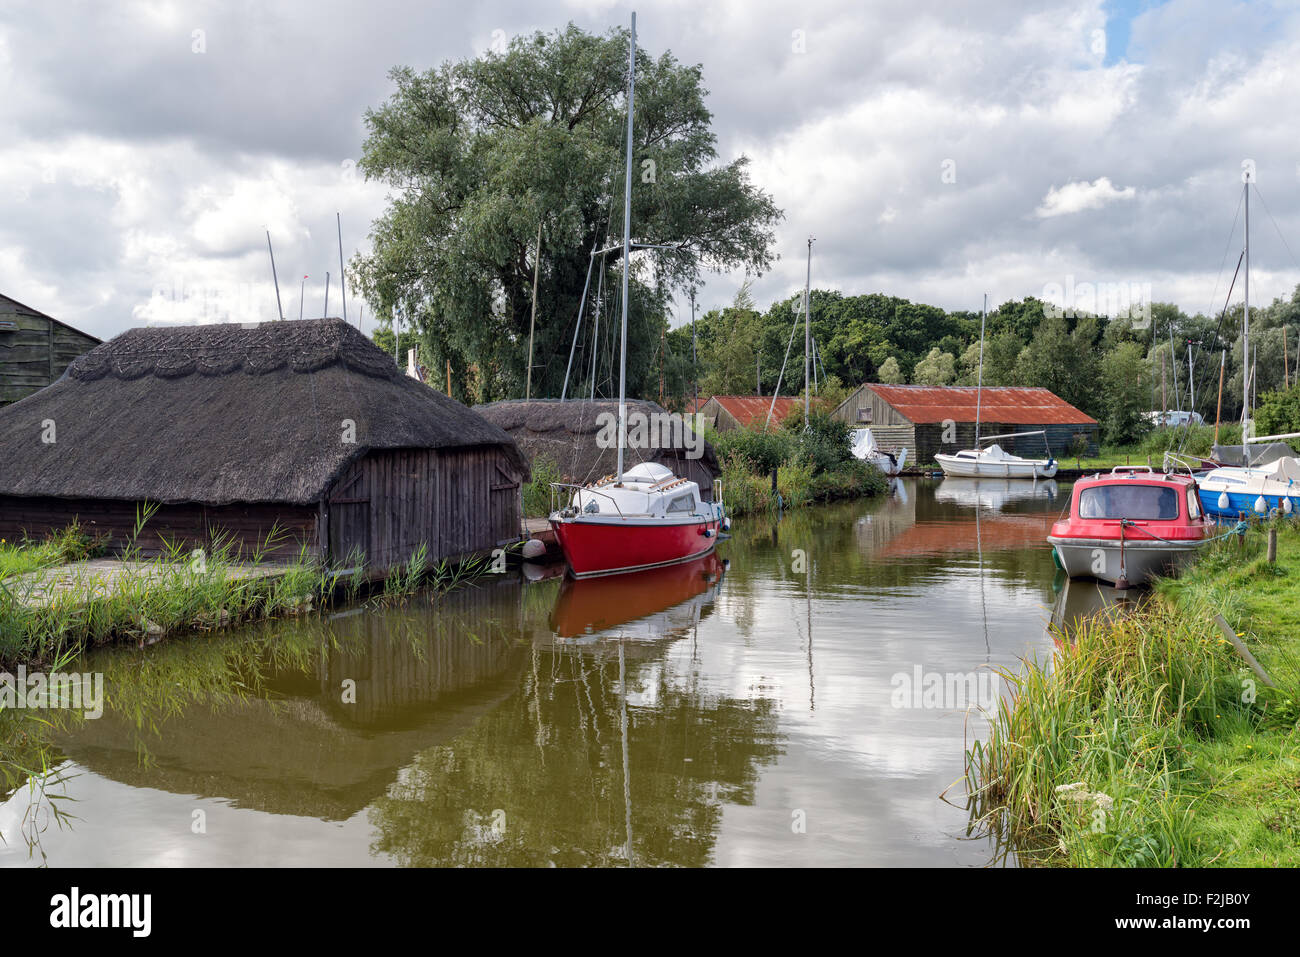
[0,0,1299,339]
[1035,176,1137,218]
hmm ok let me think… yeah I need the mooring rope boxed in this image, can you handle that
[1118,518,1249,546]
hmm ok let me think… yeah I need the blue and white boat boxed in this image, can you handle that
[1197,455,1300,519]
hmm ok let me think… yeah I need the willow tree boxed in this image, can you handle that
[351,23,782,402]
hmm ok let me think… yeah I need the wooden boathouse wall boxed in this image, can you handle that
[0,295,100,408]
[0,445,525,569]
[321,445,524,569]
[0,496,319,561]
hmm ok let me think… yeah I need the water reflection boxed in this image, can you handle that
[2,480,1109,867]
[1049,576,1147,643]
[934,478,1059,513]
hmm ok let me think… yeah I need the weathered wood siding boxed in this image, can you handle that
[917,422,1099,463]
[0,301,100,407]
[0,496,318,560]
[831,385,911,427]
[323,445,523,569]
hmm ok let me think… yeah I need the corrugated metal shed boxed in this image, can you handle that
[863,385,1096,426]
[701,395,802,430]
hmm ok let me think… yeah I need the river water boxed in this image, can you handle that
[1,478,1128,867]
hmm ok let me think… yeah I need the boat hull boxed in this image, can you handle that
[935,455,1058,479]
[1198,488,1298,520]
[549,515,720,578]
[1048,536,1204,586]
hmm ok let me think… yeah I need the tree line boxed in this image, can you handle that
[676,284,1300,445]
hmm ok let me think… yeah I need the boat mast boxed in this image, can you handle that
[975,293,986,445]
[804,236,813,427]
[1243,175,1251,427]
[616,12,636,482]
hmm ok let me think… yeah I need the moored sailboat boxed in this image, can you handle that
[935,295,1057,479]
[548,12,728,578]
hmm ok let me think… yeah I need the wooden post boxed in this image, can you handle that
[1267,527,1277,563]
[1213,613,1276,688]
[446,359,451,397]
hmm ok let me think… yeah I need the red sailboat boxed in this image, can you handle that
[548,13,728,578]
[550,462,725,577]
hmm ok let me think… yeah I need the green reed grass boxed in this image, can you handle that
[968,525,1300,867]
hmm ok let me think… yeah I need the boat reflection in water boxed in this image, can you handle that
[934,477,1058,512]
[548,553,727,644]
[1048,574,1146,643]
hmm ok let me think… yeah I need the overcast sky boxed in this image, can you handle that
[2,0,1298,342]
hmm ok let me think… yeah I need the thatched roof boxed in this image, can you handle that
[476,398,719,486]
[0,318,528,505]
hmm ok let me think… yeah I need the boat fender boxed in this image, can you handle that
[702,527,715,537]
[1218,491,1229,510]
[1254,495,1268,515]
[722,517,731,531]
[1051,546,1063,571]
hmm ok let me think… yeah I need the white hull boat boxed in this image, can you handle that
[1197,454,1300,519]
[935,442,1057,479]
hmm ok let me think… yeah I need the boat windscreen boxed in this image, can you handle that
[1079,484,1180,521]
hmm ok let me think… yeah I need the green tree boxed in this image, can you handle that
[1255,382,1300,436]
[352,24,782,401]
[699,281,763,395]
[877,356,904,383]
[1099,341,1151,444]
[913,347,956,385]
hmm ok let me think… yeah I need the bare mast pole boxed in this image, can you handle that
[804,236,813,427]
[526,221,542,400]
[266,230,284,320]
[1243,176,1251,427]
[337,213,348,323]
[616,12,636,482]
[975,293,986,445]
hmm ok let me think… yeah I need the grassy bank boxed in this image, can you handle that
[968,524,1300,866]
[0,517,489,668]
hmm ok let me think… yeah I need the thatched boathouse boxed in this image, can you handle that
[476,399,719,500]
[0,318,529,568]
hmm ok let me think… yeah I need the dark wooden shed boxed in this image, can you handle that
[0,318,529,569]
[475,398,720,500]
[0,293,101,407]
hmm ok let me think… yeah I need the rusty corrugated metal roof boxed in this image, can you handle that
[706,395,803,429]
[865,385,1097,426]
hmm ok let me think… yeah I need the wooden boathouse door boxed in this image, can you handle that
[326,470,369,568]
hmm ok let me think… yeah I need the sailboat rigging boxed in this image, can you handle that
[935,294,1057,479]
[547,11,729,578]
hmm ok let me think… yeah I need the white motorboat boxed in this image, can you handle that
[935,435,1058,479]
[850,428,907,476]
